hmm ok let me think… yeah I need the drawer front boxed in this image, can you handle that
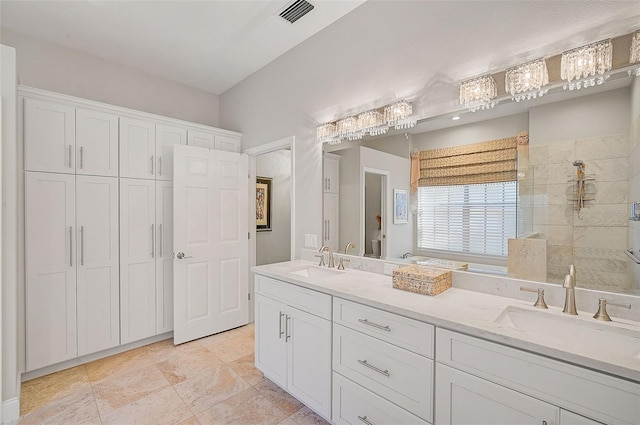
[333,324,433,422]
[334,298,434,357]
[436,328,640,425]
[255,274,331,319]
[332,372,430,425]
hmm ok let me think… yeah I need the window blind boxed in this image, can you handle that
[417,182,517,257]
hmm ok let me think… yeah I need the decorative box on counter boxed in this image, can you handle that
[392,265,452,296]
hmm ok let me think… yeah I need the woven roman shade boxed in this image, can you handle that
[419,136,518,186]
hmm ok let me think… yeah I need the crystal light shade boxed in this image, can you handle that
[357,110,388,136]
[505,58,549,102]
[560,39,612,90]
[336,116,362,141]
[630,32,640,77]
[316,122,338,144]
[459,75,498,112]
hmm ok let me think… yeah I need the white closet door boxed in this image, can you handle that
[156,124,186,181]
[186,129,215,149]
[156,181,174,334]
[25,172,77,371]
[120,117,156,179]
[76,108,119,177]
[24,98,76,174]
[120,178,157,344]
[76,175,119,356]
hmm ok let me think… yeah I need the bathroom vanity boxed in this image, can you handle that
[253,260,640,425]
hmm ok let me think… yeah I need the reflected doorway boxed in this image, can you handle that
[363,170,387,258]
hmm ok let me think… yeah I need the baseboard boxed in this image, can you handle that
[2,397,20,425]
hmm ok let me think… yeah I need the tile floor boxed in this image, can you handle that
[19,324,330,425]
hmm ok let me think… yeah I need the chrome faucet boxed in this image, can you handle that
[401,252,413,259]
[344,242,356,255]
[318,245,335,268]
[562,264,578,315]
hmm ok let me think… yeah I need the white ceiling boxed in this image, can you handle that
[0,0,365,94]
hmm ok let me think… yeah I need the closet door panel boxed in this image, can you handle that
[120,178,157,344]
[24,98,76,173]
[156,124,186,181]
[25,172,77,371]
[76,108,119,177]
[77,176,120,356]
[187,129,215,149]
[120,117,156,179]
[156,181,174,334]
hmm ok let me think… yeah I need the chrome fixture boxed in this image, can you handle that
[318,245,335,268]
[401,252,413,259]
[520,287,548,309]
[345,242,357,255]
[593,298,632,321]
[562,265,578,315]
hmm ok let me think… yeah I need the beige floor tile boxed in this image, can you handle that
[198,328,244,351]
[92,364,170,414]
[277,419,298,425]
[238,323,255,338]
[86,345,153,382]
[18,386,101,425]
[156,342,224,385]
[227,353,264,386]
[289,407,330,425]
[206,333,255,363]
[173,365,251,414]
[177,417,201,425]
[101,387,192,425]
[254,379,304,415]
[195,387,288,425]
[20,365,90,416]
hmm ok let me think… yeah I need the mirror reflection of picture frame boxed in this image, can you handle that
[256,177,272,231]
[394,189,408,224]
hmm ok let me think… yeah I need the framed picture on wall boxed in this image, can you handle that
[394,189,408,224]
[256,177,272,231]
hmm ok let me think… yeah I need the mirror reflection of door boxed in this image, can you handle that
[364,172,386,258]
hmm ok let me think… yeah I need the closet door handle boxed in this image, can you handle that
[327,220,330,240]
[151,155,154,175]
[285,314,291,341]
[158,224,163,257]
[69,226,73,267]
[68,145,72,169]
[279,312,285,339]
[80,226,84,266]
[151,224,155,258]
[158,157,163,176]
[357,359,390,377]
[79,146,84,169]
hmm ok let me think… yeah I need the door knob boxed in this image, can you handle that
[176,252,193,259]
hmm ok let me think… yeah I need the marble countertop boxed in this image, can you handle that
[253,260,640,383]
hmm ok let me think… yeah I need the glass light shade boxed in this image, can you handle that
[384,100,413,125]
[505,59,549,102]
[561,39,612,90]
[459,75,497,112]
[316,122,337,143]
[357,110,388,136]
[632,32,640,63]
[336,116,361,140]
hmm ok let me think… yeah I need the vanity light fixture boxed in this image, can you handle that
[630,31,640,77]
[316,122,339,144]
[459,75,498,112]
[336,116,362,141]
[560,39,612,90]
[384,99,417,130]
[505,58,549,102]
[358,109,389,136]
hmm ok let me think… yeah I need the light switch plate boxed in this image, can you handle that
[305,234,318,248]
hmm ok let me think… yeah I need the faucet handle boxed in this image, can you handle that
[337,257,350,270]
[520,287,548,309]
[593,298,631,321]
[314,253,326,267]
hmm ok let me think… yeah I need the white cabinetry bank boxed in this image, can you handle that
[252,261,640,425]
[21,86,241,376]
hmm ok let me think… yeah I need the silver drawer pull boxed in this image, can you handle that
[358,318,391,332]
[357,359,390,377]
[358,416,374,425]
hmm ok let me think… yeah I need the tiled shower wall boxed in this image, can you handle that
[529,133,632,292]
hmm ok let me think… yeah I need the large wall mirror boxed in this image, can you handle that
[323,69,639,296]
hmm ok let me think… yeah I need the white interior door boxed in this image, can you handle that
[173,144,249,344]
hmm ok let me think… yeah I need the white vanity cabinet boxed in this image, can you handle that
[435,329,640,425]
[332,298,434,424]
[254,274,332,421]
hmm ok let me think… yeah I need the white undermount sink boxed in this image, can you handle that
[495,306,640,360]
[290,266,344,279]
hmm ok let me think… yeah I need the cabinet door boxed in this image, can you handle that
[187,129,215,149]
[76,176,119,356]
[76,108,119,177]
[323,156,339,193]
[560,410,604,425]
[323,192,339,251]
[435,363,559,425]
[214,134,240,152]
[24,98,76,173]
[120,117,156,179]
[156,181,174,334]
[156,124,186,181]
[25,172,77,371]
[120,178,157,344]
[255,294,288,388]
[287,306,332,420]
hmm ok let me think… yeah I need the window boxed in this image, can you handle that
[417,181,517,257]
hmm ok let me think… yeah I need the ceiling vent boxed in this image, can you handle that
[279,0,314,24]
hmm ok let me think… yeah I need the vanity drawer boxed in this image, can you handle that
[332,372,430,425]
[255,274,331,319]
[333,297,434,358]
[333,323,433,422]
[436,328,640,425]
